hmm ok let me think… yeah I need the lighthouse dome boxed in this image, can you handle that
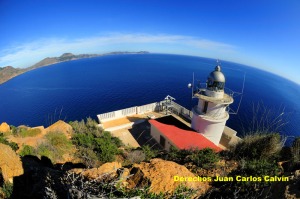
[207,65,225,91]
[208,66,225,83]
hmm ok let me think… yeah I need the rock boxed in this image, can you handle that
[32,126,45,134]
[119,168,131,187]
[127,158,209,196]
[17,125,29,129]
[0,143,24,183]
[46,120,73,138]
[72,162,122,179]
[0,122,10,134]
[294,170,300,179]
[284,180,300,199]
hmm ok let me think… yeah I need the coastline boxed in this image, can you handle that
[0,51,149,85]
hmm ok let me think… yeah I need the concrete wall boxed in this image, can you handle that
[137,102,159,114]
[168,101,193,119]
[97,102,159,123]
[98,100,192,124]
[150,124,173,151]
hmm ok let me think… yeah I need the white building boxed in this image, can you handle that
[191,65,234,145]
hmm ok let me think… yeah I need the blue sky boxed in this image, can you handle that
[1,0,300,84]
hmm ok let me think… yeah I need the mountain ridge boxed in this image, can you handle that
[0,51,149,84]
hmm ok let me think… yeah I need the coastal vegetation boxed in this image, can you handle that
[19,128,42,137]
[1,117,300,198]
[163,146,220,169]
[0,133,18,151]
[70,118,123,167]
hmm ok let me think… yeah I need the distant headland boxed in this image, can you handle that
[0,51,149,84]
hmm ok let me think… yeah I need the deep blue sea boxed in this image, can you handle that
[1,54,300,141]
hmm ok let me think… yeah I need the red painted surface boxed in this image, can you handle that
[149,119,222,152]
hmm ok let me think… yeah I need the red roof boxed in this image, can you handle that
[149,119,222,152]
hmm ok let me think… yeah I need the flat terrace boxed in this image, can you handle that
[101,111,164,130]
[100,110,192,149]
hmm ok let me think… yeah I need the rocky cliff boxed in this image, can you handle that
[0,143,23,183]
[0,122,10,134]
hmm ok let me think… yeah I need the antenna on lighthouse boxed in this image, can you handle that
[226,71,246,115]
[187,60,246,115]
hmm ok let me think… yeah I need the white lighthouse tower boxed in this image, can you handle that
[191,65,234,145]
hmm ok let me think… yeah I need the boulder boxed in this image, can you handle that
[0,122,10,134]
[46,120,73,138]
[119,168,131,187]
[127,158,209,196]
[72,162,122,179]
[294,170,300,179]
[0,143,24,183]
[17,125,29,129]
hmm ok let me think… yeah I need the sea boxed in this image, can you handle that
[1,54,299,143]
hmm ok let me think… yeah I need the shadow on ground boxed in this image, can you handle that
[128,121,162,150]
[11,155,85,199]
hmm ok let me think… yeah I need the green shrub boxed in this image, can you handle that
[7,142,18,152]
[189,148,220,169]
[110,134,123,147]
[19,128,41,137]
[75,146,99,168]
[2,181,13,198]
[163,147,219,169]
[0,133,19,151]
[142,145,157,161]
[173,184,196,199]
[72,132,95,148]
[85,117,99,131]
[19,145,36,156]
[35,131,73,162]
[226,158,281,188]
[94,132,120,162]
[45,131,72,151]
[291,137,300,163]
[36,142,54,160]
[166,146,191,164]
[71,118,123,164]
[70,117,102,137]
[231,133,282,160]
[126,150,145,164]
[242,159,281,177]
[10,125,17,135]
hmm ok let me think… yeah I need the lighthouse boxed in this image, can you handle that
[191,65,234,145]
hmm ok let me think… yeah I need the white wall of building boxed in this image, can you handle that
[197,100,227,119]
[191,110,229,145]
[150,124,174,151]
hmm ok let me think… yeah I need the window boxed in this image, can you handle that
[207,81,224,91]
[203,101,208,113]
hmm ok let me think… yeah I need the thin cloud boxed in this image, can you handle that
[0,33,237,68]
